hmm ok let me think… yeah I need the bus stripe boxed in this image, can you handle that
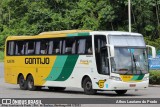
[67,32,89,37]
[136,75,144,80]
[45,56,68,81]
[55,55,79,81]
[131,75,144,81]
[131,75,139,80]
[121,75,145,82]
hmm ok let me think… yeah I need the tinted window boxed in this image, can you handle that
[77,36,92,54]
[7,41,15,55]
[40,40,49,54]
[6,36,93,56]
[48,39,62,55]
[25,41,35,55]
[63,37,76,54]
[15,41,25,55]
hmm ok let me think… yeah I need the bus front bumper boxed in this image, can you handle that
[94,79,149,90]
[107,80,149,90]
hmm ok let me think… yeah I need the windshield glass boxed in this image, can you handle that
[111,47,148,74]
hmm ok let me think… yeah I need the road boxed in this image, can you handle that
[0,62,159,107]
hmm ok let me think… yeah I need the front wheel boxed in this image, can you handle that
[48,87,54,90]
[27,75,37,91]
[18,75,27,90]
[83,78,97,95]
[53,87,66,91]
[115,90,127,95]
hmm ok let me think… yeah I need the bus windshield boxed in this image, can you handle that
[111,47,148,75]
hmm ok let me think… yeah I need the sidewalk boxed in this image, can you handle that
[149,84,160,87]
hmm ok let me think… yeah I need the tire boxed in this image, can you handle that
[18,75,27,90]
[48,87,54,90]
[27,75,37,91]
[36,86,42,90]
[115,90,127,95]
[53,87,66,91]
[83,77,97,95]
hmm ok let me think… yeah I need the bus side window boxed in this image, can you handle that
[7,41,15,55]
[77,37,92,54]
[25,41,35,55]
[52,39,61,54]
[48,40,53,55]
[63,38,75,54]
[77,39,86,54]
[35,41,40,55]
[20,42,26,55]
[72,40,76,54]
[40,40,48,54]
[86,37,92,54]
[15,41,25,55]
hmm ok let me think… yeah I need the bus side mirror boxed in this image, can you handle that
[146,45,156,58]
[106,44,115,57]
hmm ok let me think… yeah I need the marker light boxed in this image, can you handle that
[110,76,122,81]
[143,76,149,81]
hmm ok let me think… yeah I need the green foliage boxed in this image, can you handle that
[144,37,160,50]
[149,70,160,85]
[0,51,4,62]
[0,0,160,49]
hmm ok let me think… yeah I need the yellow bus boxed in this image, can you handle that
[4,30,156,95]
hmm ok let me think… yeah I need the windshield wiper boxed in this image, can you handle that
[132,54,144,74]
[132,54,137,74]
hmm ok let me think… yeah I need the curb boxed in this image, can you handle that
[149,84,160,87]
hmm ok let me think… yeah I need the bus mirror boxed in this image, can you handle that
[146,45,156,58]
[106,44,115,57]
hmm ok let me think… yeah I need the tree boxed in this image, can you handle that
[0,0,160,49]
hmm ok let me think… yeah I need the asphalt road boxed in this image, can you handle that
[0,62,159,107]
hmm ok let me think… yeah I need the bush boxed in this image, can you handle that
[0,51,4,62]
[149,70,160,85]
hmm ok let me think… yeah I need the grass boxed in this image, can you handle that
[149,70,160,85]
[0,51,4,62]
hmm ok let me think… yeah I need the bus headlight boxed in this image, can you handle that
[143,76,149,81]
[110,76,122,81]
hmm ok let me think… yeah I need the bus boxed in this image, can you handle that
[4,30,156,95]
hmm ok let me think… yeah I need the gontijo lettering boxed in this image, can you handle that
[25,58,50,64]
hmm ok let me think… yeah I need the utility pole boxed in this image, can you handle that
[128,0,131,32]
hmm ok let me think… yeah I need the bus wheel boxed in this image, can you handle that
[48,87,54,90]
[18,75,27,90]
[115,90,127,95]
[83,77,97,95]
[27,75,37,91]
[53,87,66,91]
[36,86,42,90]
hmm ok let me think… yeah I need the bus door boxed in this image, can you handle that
[94,35,109,75]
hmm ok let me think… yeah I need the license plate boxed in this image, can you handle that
[130,84,136,87]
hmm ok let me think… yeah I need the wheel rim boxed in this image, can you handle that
[86,81,92,90]
[19,77,25,86]
[28,78,34,89]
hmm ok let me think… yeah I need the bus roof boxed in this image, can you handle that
[91,31,142,36]
[6,30,92,40]
[6,30,142,41]
[39,30,91,35]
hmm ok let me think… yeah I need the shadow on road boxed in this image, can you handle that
[7,87,142,97]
